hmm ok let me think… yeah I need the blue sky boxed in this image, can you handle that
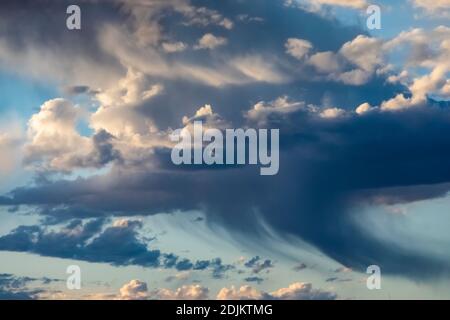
[0,0,449,300]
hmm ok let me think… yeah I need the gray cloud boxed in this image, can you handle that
[0,273,59,300]
[244,256,275,274]
[0,218,234,279]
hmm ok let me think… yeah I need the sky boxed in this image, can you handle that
[0,0,449,300]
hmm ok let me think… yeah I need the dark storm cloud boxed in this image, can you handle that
[3,104,450,280]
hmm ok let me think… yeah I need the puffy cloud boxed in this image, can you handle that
[337,69,371,85]
[285,38,313,60]
[217,282,336,300]
[320,107,345,118]
[91,281,210,300]
[95,69,164,108]
[162,42,188,53]
[91,69,163,138]
[24,99,121,171]
[119,280,148,300]
[181,104,228,131]
[195,34,228,50]
[217,285,265,300]
[285,26,448,92]
[298,35,386,85]
[355,102,374,115]
[246,96,307,126]
[270,282,337,300]
[339,36,384,73]
[412,0,450,16]
[150,284,209,300]
[308,51,342,73]
[24,99,90,170]
[193,104,214,118]
[381,27,450,110]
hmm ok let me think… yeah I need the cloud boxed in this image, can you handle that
[4,101,450,279]
[0,273,59,300]
[24,99,121,171]
[244,256,274,274]
[320,107,345,118]
[92,278,337,300]
[0,218,234,279]
[355,102,374,114]
[0,219,159,267]
[285,38,313,60]
[244,276,264,284]
[270,282,336,300]
[217,285,264,300]
[246,96,307,126]
[289,34,385,86]
[339,36,383,73]
[194,34,227,50]
[5,101,450,280]
[308,51,343,73]
[217,282,336,300]
[165,271,191,282]
[102,281,210,300]
[0,120,23,175]
[230,55,289,84]
[119,280,148,300]
[150,284,209,300]
[381,26,450,110]
[411,0,450,16]
[162,42,188,53]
